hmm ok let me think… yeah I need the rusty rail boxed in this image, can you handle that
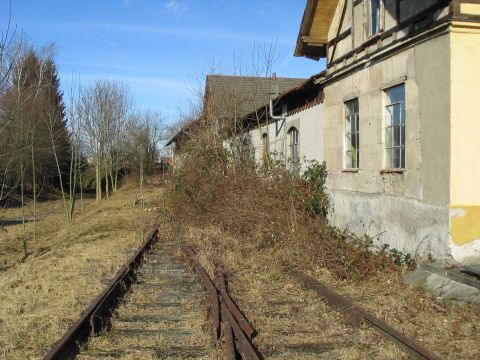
[182,245,262,360]
[287,269,443,360]
[43,228,159,360]
[218,268,256,339]
[181,245,220,339]
[223,320,236,360]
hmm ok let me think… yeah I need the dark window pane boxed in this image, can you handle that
[344,98,359,168]
[401,146,405,168]
[351,133,357,149]
[393,148,401,168]
[371,0,379,35]
[393,126,401,146]
[392,104,401,125]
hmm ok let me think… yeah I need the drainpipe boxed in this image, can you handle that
[269,72,285,121]
[269,97,286,121]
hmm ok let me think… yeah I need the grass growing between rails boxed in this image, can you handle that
[166,134,480,359]
[0,178,164,360]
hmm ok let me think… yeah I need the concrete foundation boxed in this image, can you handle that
[328,188,452,260]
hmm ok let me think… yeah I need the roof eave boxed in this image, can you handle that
[294,0,338,60]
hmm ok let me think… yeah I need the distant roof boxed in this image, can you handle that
[242,73,324,129]
[205,74,306,120]
[167,74,306,146]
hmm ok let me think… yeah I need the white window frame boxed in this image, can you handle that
[384,84,406,170]
[344,98,360,169]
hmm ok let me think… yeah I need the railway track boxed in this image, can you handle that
[43,229,443,360]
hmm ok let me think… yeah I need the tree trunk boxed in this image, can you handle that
[78,159,84,214]
[140,156,144,242]
[51,134,70,224]
[95,158,102,202]
[105,165,109,199]
[31,139,36,242]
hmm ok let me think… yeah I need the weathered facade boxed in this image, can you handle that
[306,0,480,263]
[247,0,480,264]
[245,77,324,173]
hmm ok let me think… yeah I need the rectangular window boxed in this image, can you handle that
[345,98,360,169]
[385,84,406,169]
[370,0,381,36]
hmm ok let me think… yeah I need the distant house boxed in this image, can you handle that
[166,74,305,152]
[245,0,480,264]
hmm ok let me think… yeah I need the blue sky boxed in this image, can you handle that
[1,0,326,124]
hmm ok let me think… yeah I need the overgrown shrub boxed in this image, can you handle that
[167,125,400,281]
[302,161,329,217]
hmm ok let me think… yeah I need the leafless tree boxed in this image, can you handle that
[78,79,131,202]
[174,40,280,175]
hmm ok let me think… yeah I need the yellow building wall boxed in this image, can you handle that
[449,22,480,257]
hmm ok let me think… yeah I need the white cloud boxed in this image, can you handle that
[164,0,188,14]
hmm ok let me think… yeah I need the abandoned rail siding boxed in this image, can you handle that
[44,228,445,359]
[168,0,480,264]
[41,1,480,359]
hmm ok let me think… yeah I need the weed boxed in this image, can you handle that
[167,126,399,282]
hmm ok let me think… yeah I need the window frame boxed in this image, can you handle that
[344,98,360,170]
[368,0,383,38]
[261,132,269,161]
[383,83,406,171]
[287,127,300,175]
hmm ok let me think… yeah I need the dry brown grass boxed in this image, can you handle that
[0,178,163,360]
[176,225,480,359]
[179,226,405,359]
[167,133,480,359]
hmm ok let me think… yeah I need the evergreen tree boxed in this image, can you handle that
[0,48,71,194]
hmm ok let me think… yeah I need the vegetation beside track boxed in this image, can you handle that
[166,129,480,359]
[0,178,163,360]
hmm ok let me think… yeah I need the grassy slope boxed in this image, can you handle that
[0,179,163,360]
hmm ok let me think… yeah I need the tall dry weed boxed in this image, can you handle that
[167,124,399,281]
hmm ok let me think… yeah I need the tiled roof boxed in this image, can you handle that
[205,75,306,119]
[166,75,306,146]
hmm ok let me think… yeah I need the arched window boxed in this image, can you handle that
[261,133,269,159]
[288,127,299,174]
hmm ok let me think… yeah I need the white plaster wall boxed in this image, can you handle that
[248,104,324,171]
[286,105,324,169]
[249,120,285,164]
